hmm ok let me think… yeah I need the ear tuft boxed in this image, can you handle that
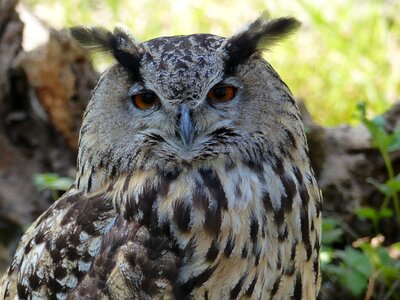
[225,15,300,73]
[70,26,142,81]
[70,26,114,54]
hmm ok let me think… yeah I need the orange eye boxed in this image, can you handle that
[132,92,159,110]
[207,85,237,103]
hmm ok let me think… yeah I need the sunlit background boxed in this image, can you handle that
[23,0,400,126]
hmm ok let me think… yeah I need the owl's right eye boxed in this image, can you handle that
[131,92,160,110]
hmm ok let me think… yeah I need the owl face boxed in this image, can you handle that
[73,18,302,176]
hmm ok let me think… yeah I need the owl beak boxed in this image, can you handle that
[178,104,194,146]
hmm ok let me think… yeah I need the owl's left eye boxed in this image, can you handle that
[131,92,160,110]
[207,85,237,103]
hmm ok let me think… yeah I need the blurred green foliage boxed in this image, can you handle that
[322,218,400,298]
[23,0,400,126]
[33,173,73,191]
[358,101,400,224]
[33,173,73,200]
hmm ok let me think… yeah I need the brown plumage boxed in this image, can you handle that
[0,15,322,299]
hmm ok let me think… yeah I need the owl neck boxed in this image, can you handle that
[74,155,316,241]
[75,157,269,232]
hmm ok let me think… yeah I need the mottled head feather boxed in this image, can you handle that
[71,26,143,81]
[225,15,300,74]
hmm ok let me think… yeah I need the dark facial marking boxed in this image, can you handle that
[46,278,64,296]
[315,198,322,217]
[270,276,281,298]
[272,160,285,177]
[274,209,285,229]
[280,175,297,213]
[299,184,310,207]
[230,273,247,299]
[249,217,259,245]
[245,274,258,297]
[204,206,222,237]
[293,273,302,299]
[197,169,227,236]
[276,250,282,270]
[224,234,236,257]
[283,128,297,149]
[262,190,272,212]
[199,168,228,210]
[205,291,209,300]
[159,169,181,196]
[27,273,40,290]
[173,200,192,233]
[125,182,159,226]
[206,239,220,262]
[313,253,320,285]
[87,166,95,193]
[179,265,218,296]
[300,207,312,260]
[192,183,209,212]
[241,245,248,259]
[290,242,297,261]
[254,248,261,266]
[278,225,288,242]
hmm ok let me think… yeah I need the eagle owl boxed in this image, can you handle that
[0,16,322,299]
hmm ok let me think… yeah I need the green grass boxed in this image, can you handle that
[23,0,400,125]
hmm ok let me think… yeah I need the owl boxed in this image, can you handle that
[0,15,322,299]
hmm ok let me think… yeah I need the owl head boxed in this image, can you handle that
[71,16,303,190]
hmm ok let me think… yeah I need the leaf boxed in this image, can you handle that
[358,105,395,153]
[371,115,386,129]
[322,217,341,230]
[322,218,344,244]
[33,173,73,192]
[384,176,400,193]
[337,247,372,278]
[378,208,394,219]
[327,247,371,296]
[388,126,400,152]
[375,247,392,268]
[367,178,396,196]
[322,228,344,245]
[344,267,370,295]
[360,108,400,153]
[356,207,379,221]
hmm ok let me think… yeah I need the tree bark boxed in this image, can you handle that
[0,0,98,271]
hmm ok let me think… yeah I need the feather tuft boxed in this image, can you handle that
[70,26,143,81]
[224,15,300,74]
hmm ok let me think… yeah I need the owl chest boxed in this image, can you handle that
[155,169,281,298]
[114,162,318,299]
[178,213,272,300]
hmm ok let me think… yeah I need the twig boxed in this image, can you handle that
[364,271,379,300]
